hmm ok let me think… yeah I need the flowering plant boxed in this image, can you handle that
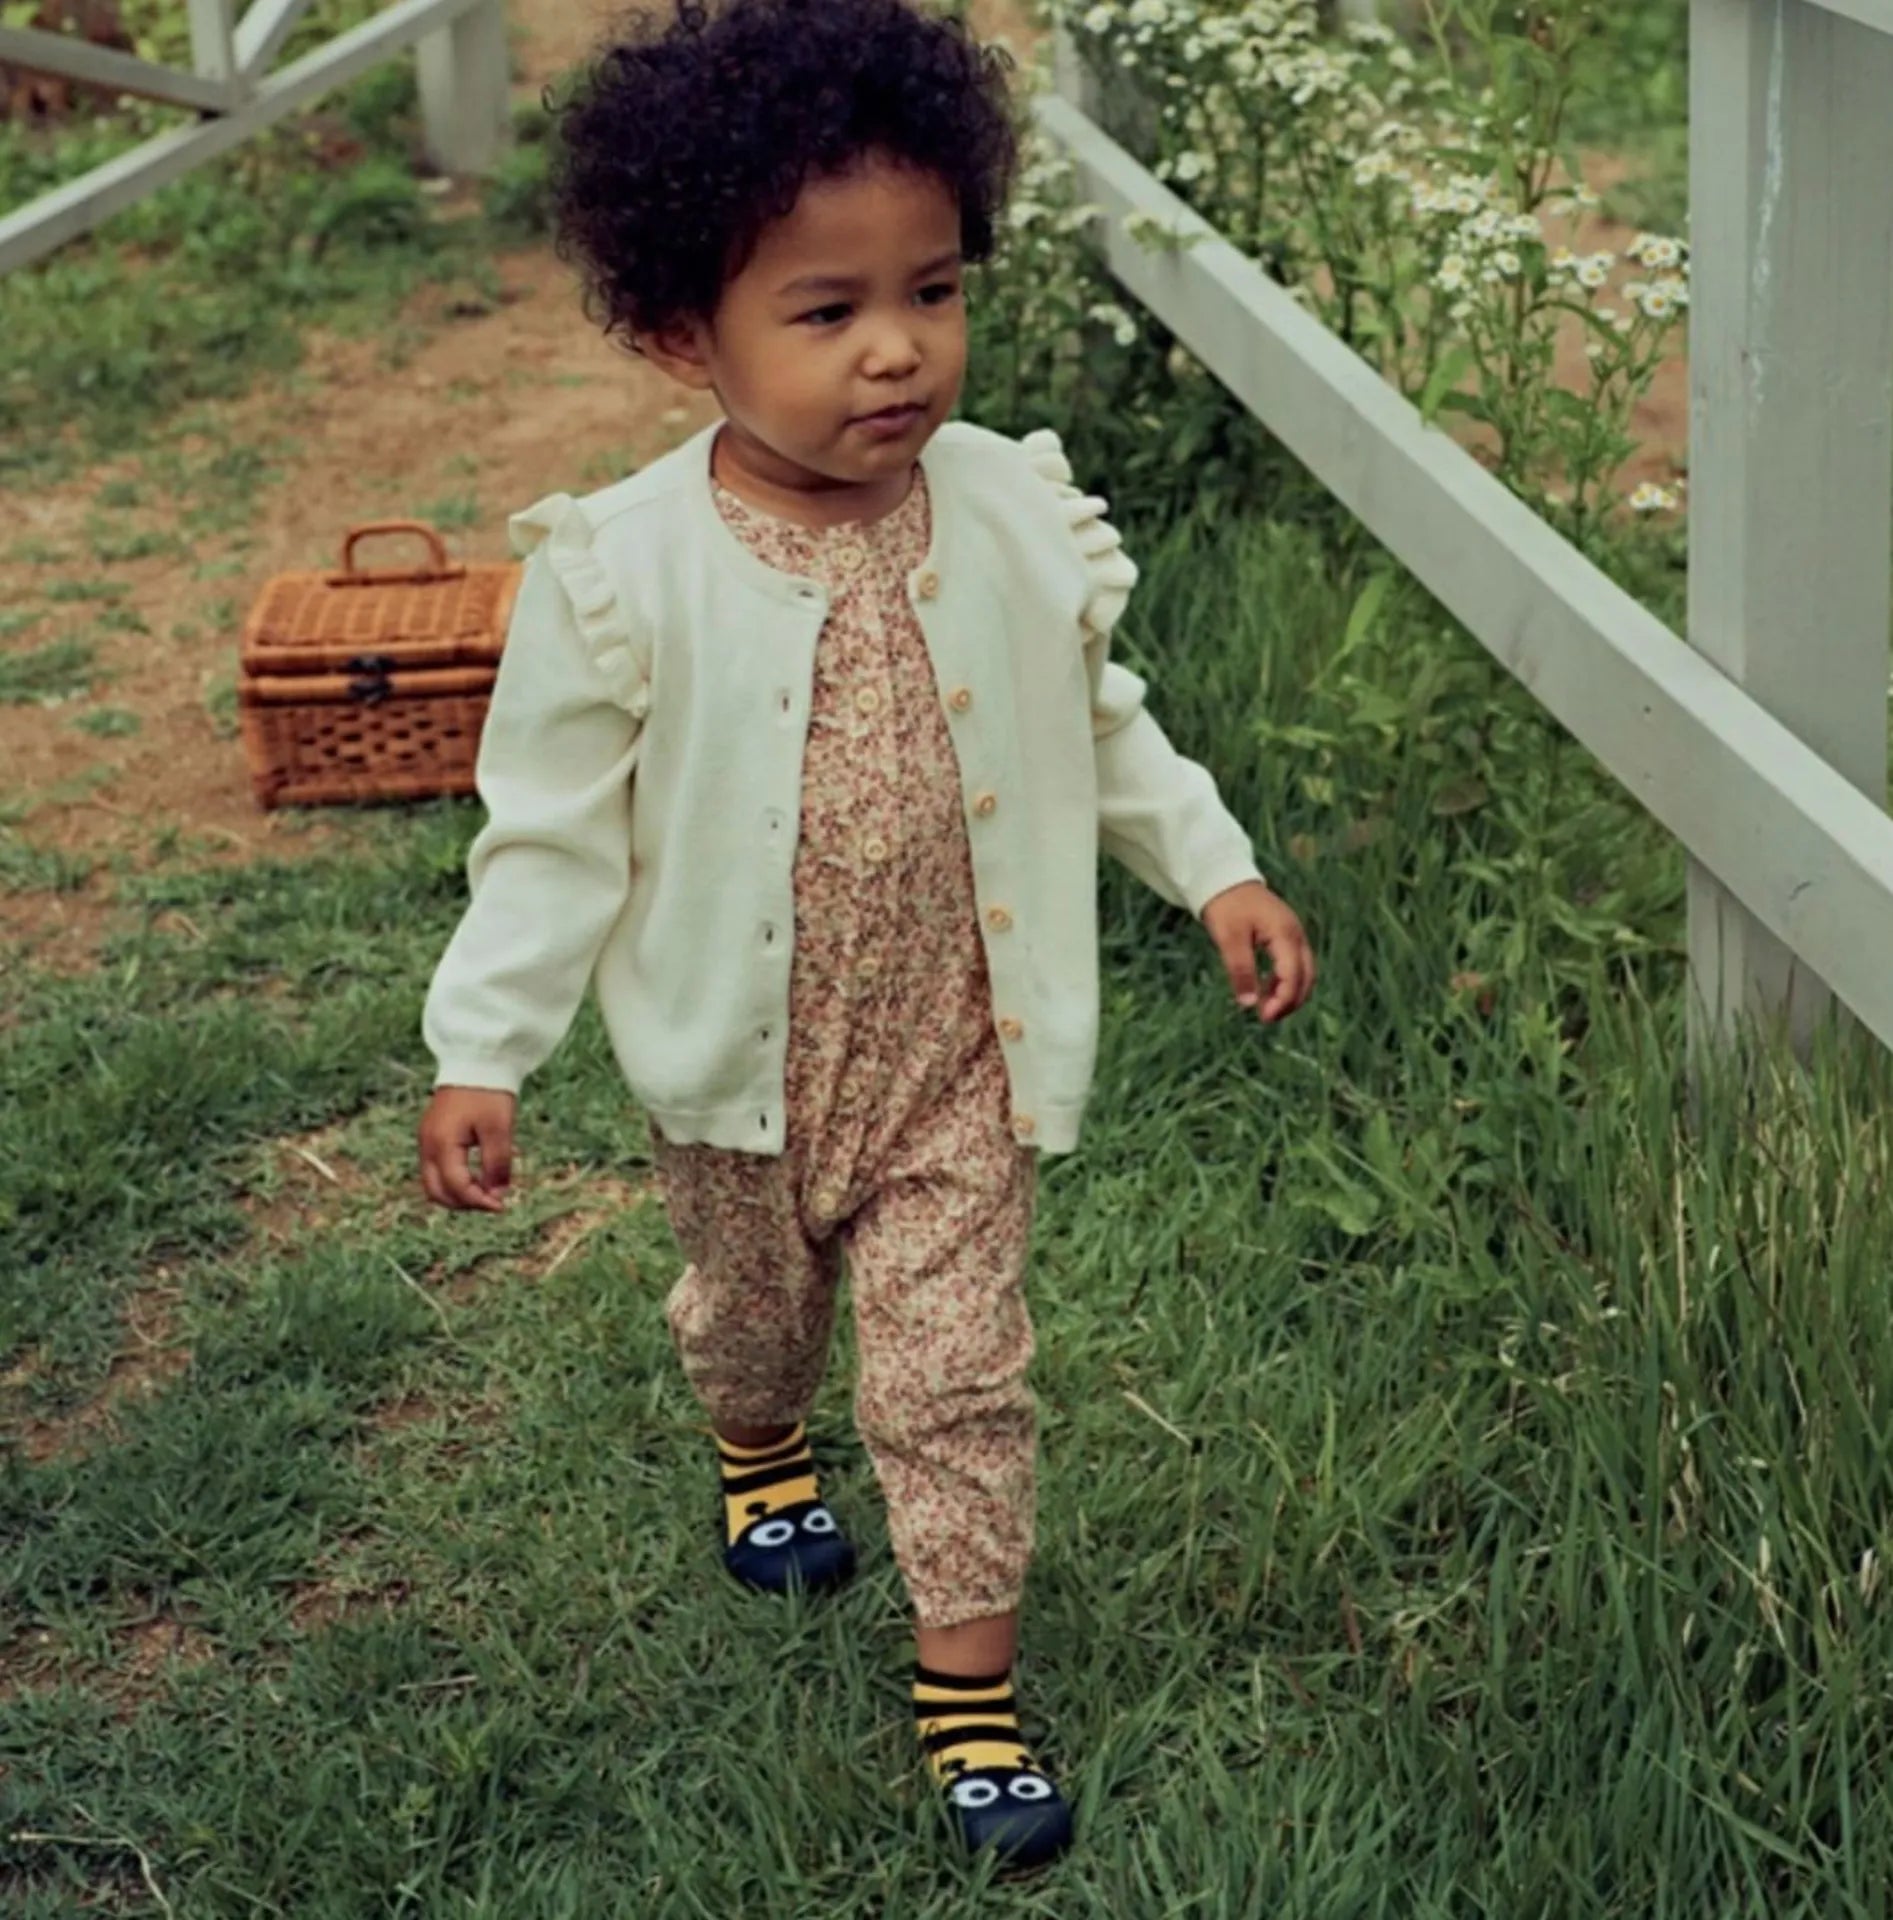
[1008,0,1688,549]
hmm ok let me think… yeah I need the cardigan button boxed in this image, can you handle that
[915,570,941,601]
[999,1017,1024,1043]
[973,791,997,818]
[986,906,1013,933]
[948,686,973,713]
[1012,1114,1037,1141]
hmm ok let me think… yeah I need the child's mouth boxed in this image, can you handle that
[855,402,926,434]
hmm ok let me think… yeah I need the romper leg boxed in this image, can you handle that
[659,1143,843,1430]
[847,1104,1039,1631]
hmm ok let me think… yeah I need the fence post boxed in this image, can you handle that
[1686,0,1893,1067]
[417,0,511,177]
[186,0,236,86]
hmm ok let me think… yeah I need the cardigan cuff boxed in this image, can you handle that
[431,1057,527,1098]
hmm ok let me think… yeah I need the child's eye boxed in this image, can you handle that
[917,281,962,307]
[798,304,851,327]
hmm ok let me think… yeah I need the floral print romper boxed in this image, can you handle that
[657,469,1039,1630]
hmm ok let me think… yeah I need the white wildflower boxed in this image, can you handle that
[1082,3,1112,33]
[1493,249,1522,280]
[1436,253,1469,294]
[1089,301,1140,348]
[1627,280,1678,320]
[1546,246,1577,284]
[1576,253,1612,291]
[1629,482,1680,514]
[1628,232,1686,270]
[1173,149,1212,184]
[1351,150,1396,187]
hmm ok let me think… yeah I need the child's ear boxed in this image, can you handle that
[637,320,716,391]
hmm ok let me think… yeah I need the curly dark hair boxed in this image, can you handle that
[547,0,1021,351]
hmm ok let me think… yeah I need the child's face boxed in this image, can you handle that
[644,153,968,498]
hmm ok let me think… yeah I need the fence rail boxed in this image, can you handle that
[0,0,509,279]
[1046,0,1893,1066]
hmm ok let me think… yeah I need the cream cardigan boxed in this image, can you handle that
[422,419,1263,1155]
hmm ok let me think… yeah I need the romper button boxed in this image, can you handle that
[1012,1114,1037,1140]
[999,1017,1024,1042]
[858,954,883,979]
[863,834,890,864]
[948,687,973,713]
[973,791,997,818]
[855,685,884,717]
[986,906,1013,933]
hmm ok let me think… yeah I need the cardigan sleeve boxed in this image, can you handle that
[421,498,647,1095]
[1017,429,1266,915]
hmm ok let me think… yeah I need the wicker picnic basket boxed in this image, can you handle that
[238,521,521,809]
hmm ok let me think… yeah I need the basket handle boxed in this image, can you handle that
[329,521,465,585]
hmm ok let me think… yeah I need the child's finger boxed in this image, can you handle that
[1215,923,1262,1009]
[475,1117,513,1195]
[442,1139,505,1211]
[1260,937,1307,1021]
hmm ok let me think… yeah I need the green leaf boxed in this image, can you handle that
[1432,775,1490,818]
[1337,569,1393,663]
[1419,344,1475,423]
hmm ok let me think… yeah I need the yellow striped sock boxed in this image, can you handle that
[913,1666,1038,1786]
[716,1423,819,1548]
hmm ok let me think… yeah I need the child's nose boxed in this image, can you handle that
[862,318,922,375]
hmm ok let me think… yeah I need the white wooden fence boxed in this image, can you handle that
[0,0,509,278]
[1047,0,1893,1063]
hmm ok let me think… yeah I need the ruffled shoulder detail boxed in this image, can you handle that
[1018,427,1140,639]
[507,491,651,718]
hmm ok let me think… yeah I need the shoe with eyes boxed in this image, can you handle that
[716,1423,856,1597]
[938,1756,1074,1872]
[913,1664,1074,1872]
[723,1495,857,1596]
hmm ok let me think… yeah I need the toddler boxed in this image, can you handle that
[419,0,1314,1872]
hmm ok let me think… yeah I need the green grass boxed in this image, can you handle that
[70,708,143,740]
[0,639,98,705]
[0,57,546,482]
[5,493,1891,1914]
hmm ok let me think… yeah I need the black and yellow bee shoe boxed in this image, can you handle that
[914,1665,1074,1873]
[717,1423,856,1597]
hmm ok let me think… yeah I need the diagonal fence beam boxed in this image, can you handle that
[0,0,498,279]
[235,0,317,78]
[1034,83,1893,1057]
[0,26,238,113]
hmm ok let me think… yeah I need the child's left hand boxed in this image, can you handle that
[1201,881,1316,1023]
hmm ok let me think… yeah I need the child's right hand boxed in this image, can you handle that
[419,1087,518,1212]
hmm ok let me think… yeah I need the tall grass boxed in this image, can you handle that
[6,485,1890,1913]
